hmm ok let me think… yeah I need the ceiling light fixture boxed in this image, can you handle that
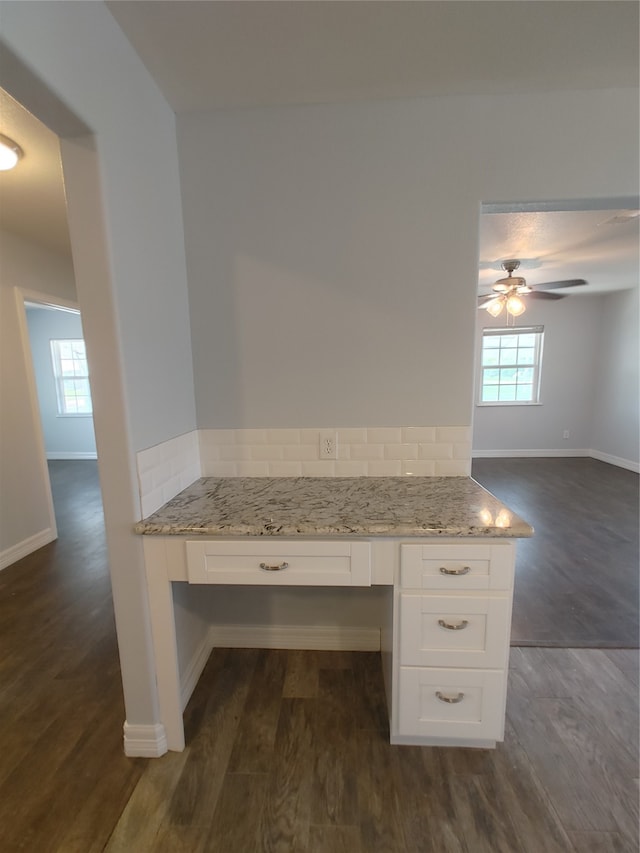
[485,293,526,319]
[0,133,24,171]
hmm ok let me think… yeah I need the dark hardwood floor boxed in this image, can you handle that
[0,460,637,852]
[472,458,639,648]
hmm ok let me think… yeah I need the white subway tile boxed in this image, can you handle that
[220,445,252,461]
[336,427,368,444]
[250,445,284,461]
[301,461,336,477]
[419,443,453,460]
[200,445,220,463]
[337,443,350,460]
[284,444,318,461]
[141,488,165,518]
[236,461,269,476]
[435,459,470,476]
[335,461,368,476]
[138,470,154,498]
[367,427,402,444]
[453,442,472,460]
[299,428,321,445]
[206,428,236,445]
[401,460,435,476]
[367,461,402,476]
[162,476,182,503]
[268,462,302,477]
[350,443,384,460]
[206,461,237,477]
[436,426,471,443]
[401,427,436,443]
[384,444,418,460]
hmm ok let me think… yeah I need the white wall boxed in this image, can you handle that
[472,288,639,468]
[591,286,640,466]
[1,2,197,742]
[473,294,602,453]
[178,88,639,431]
[0,230,77,561]
[26,306,97,459]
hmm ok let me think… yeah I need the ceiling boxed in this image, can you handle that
[0,1,638,292]
[0,88,71,257]
[106,1,639,113]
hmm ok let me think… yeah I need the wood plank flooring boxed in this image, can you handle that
[472,458,639,648]
[0,460,637,852]
[103,645,638,853]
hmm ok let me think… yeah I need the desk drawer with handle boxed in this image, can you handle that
[399,593,511,668]
[400,543,514,590]
[185,540,371,586]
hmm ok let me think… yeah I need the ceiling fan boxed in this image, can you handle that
[478,259,587,318]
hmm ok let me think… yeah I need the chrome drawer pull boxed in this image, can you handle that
[436,691,465,704]
[259,561,289,572]
[439,566,471,576]
[438,619,469,631]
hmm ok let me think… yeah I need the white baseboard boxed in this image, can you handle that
[589,449,639,473]
[0,527,57,571]
[472,449,590,459]
[208,624,381,651]
[180,635,213,711]
[46,451,98,460]
[472,447,639,473]
[123,722,168,757]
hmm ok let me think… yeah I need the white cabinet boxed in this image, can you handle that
[393,541,515,748]
[144,534,517,753]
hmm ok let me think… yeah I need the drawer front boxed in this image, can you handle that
[398,667,506,740]
[399,593,511,668]
[400,543,514,591]
[185,540,371,586]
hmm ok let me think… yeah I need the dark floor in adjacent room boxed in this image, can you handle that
[0,459,637,852]
[472,457,639,648]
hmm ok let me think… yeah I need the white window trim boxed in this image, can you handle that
[50,338,93,417]
[477,325,544,407]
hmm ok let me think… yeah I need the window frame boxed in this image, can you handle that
[50,338,93,417]
[477,325,544,407]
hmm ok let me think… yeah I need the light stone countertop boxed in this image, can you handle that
[134,477,533,538]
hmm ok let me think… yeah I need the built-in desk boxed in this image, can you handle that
[135,477,532,754]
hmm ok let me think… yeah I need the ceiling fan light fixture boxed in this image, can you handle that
[486,298,505,318]
[0,133,23,171]
[506,294,526,317]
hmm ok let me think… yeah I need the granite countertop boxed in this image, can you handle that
[134,477,533,538]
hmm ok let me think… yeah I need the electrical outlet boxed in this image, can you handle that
[563,429,570,440]
[319,430,337,459]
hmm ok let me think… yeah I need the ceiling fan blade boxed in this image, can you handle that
[528,291,565,300]
[534,278,587,291]
[478,294,500,307]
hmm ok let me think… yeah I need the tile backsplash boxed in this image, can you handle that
[136,426,471,517]
[199,426,471,478]
[136,431,201,518]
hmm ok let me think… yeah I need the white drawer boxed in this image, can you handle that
[399,593,511,668]
[185,540,371,586]
[400,543,514,590]
[398,667,506,741]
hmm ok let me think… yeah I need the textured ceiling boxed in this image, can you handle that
[479,208,639,296]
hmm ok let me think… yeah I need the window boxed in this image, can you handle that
[50,339,93,415]
[479,326,544,405]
